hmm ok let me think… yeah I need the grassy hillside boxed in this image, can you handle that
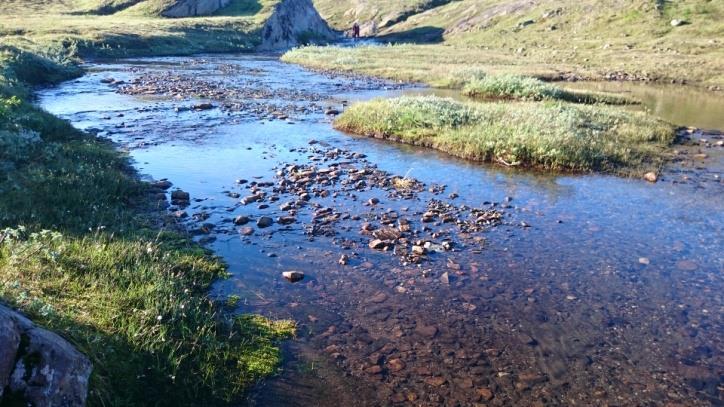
[306,0,724,87]
[0,0,281,60]
[312,0,450,30]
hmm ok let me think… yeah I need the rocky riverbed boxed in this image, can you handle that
[38,54,723,406]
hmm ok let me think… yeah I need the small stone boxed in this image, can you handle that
[338,254,350,265]
[440,272,450,285]
[171,190,190,202]
[639,257,650,265]
[173,210,188,219]
[411,245,426,255]
[277,216,296,225]
[370,292,388,303]
[153,180,172,190]
[364,365,382,375]
[282,271,305,283]
[670,19,685,27]
[476,387,494,401]
[415,324,438,338]
[387,358,406,372]
[644,172,658,183]
[192,102,214,110]
[257,216,273,228]
[240,227,254,236]
[368,197,380,205]
[234,215,250,225]
[369,239,386,250]
[424,376,446,386]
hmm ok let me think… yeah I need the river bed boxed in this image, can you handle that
[37,54,723,406]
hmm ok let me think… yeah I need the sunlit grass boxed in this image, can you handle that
[0,49,294,405]
[335,96,675,173]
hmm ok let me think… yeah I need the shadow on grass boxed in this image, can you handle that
[213,0,263,17]
[376,26,445,44]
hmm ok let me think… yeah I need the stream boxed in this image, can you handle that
[37,54,723,406]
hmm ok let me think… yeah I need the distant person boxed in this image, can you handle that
[353,22,360,39]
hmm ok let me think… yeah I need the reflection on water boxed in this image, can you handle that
[401,80,724,131]
[37,55,723,406]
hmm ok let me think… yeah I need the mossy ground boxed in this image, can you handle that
[0,37,293,407]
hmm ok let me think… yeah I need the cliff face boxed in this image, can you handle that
[257,0,337,51]
[161,0,232,17]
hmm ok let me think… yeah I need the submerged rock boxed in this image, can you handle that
[282,271,305,282]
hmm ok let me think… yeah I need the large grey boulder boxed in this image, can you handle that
[257,0,337,50]
[0,304,92,406]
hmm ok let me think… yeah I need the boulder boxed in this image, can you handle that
[257,0,337,51]
[0,304,92,406]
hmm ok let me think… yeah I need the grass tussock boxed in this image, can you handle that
[0,51,294,405]
[462,74,637,105]
[334,96,675,173]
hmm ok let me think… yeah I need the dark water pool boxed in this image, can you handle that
[37,54,723,406]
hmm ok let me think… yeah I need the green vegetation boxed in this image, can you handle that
[294,0,724,88]
[0,0,281,60]
[334,96,675,173]
[462,74,637,104]
[0,30,293,407]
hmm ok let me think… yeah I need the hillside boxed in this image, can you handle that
[0,0,335,61]
[305,0,723,87]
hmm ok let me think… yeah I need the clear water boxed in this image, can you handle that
[37,55,723,406]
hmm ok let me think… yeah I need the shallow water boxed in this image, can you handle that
[38,54,723,406]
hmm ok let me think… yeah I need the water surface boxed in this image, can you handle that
[38,54,723,406]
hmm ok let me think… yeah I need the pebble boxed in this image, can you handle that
[240,227,254,236]
[234,215,250,225]
[257,216,274,228]
[644,172,658,183]
[282,271,305,283]
[387,358,406,372]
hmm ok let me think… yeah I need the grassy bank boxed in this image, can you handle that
[0,44,293,407]
[334,96,675,173]
[461,74,637,104]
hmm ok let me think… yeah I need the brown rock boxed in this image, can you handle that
[643,172,658,183]
[415,324,438,338]
[424,376,446,386]
[369,239,386,250]
[476,387,494,401]
[282,271,305,283]
[387,358,406,372]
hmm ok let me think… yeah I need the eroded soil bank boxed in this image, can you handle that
[38,55,723,406]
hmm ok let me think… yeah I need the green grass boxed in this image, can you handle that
[334,96,675,173]
[462,74,637,104]
[0,46,294,406]
[288,0,724,88]
[0,1,282,60]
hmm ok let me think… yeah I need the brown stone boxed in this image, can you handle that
[387,358,406,372]
[425,376,446,386]
[476,387,494,401]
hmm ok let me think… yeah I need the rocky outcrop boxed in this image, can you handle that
[257,0,337,51]
[162,0,232,17]
[0,304,92,407]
